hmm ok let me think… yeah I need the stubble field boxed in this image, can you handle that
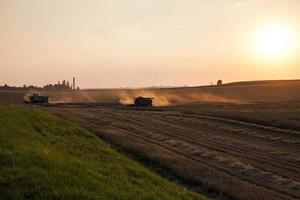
[1,80,300,199]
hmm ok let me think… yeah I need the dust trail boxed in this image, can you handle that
[24,89,240,106]
[23,90,39,101]
[118,90,240,106]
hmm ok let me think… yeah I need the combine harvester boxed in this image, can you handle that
[134,97,154,107]
[24,93,49,104]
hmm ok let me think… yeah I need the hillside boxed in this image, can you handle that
[0,105,206,200]
[2,79,300,105]
[39,79,300,105]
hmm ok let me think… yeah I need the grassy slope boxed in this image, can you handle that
[0,105,206,200]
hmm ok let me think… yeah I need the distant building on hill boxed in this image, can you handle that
[43,80,72,90]
[217,80,223,85]
[43,78,78,90]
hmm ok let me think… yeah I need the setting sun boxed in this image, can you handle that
[254,24,296,61]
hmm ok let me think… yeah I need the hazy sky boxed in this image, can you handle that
[0,0,299,88]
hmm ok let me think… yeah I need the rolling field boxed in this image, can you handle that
[1,79,300,199]
[41,79,300,105]
[0,105,207,200]
[12,79,300,106]
[48,103,300,200]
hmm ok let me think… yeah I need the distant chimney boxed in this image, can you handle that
[73,77,75,90]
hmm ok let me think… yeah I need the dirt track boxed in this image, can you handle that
[48,104,300,200]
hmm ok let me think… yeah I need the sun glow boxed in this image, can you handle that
[253,24,296,61]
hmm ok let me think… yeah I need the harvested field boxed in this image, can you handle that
[2,80,300,199]
[47,102,300,200]
[0,90,26,104]
[22,79,300,106]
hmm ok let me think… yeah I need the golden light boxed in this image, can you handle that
[253,24,296,61]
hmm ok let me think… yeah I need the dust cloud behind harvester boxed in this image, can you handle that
[36,80,300,106]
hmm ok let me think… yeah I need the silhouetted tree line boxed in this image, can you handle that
[0,84,39,90]
[0,80,79,91]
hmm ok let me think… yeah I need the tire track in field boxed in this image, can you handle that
[115,111,300,177]
[54,108,300,199]
[98,110,300,199]
[150,114,300,168]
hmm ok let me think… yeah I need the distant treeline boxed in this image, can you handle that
[0,80,79,91]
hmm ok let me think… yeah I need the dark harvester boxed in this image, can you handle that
[24,93,49,104]
[134,97,154,107]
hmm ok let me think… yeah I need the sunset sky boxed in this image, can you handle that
[0,0,299,88]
